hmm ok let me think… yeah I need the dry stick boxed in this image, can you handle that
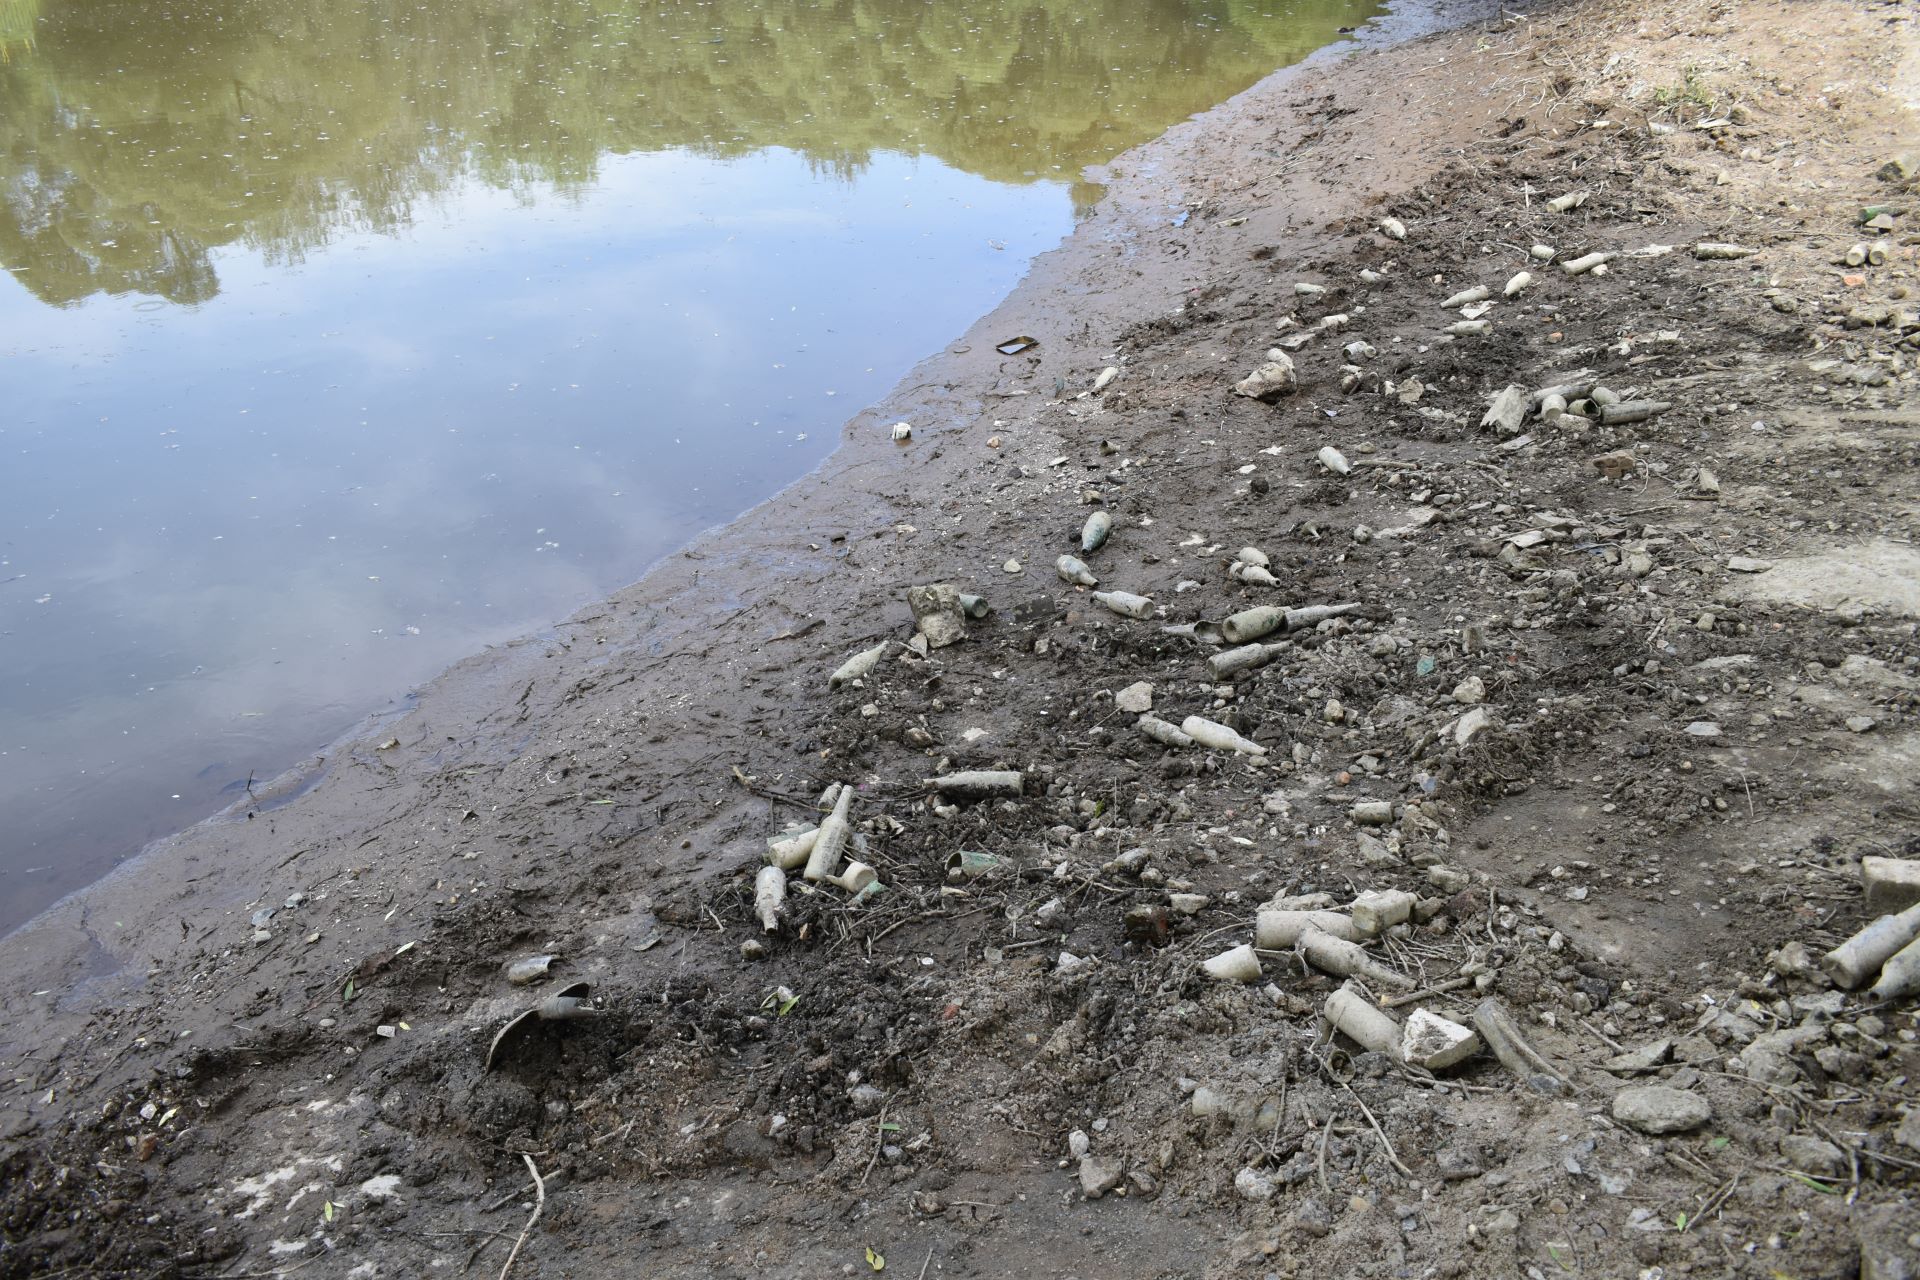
[1382,974,1477,1009]
[859,1098,892,1188]
[1316,1104,1337,1198]
[1335,1078,1415,1178]
[915,1245,936,1280]
[498,1154,547,1280]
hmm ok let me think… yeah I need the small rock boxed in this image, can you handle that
[1078,1155,1125,1198]
[1769,941,1818,979]
[1591,450,1637,479]
[1235,351,1298,402]
[1234,1166,1276,1203]
[1379,217,1407,241]
[1727,555,1773,574]
[1779,1134,1845,1177]
[1683,721,1722,738]
[1115,682,1154,714]
[1435,1145,1484,1181]
[1612,1085,1711,1135]
[1896,1109,1920,1154]
[1452,676,1486,705]
[1068,1129,1091,1160]
[1003,558,1020,573]
[1602,1039,1673,1075]
[1291,1196,1333,1235]
[1454,706,1495,746]
[1402,1009,1481,1071]
[1846,715,1878,734]
[850,1084,886,1116]
[1427,865,1470,894]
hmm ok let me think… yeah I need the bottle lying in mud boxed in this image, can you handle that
[1056,554,1098,586]
[1092,589,1152,618]
[1081,510,1112,553]
[1219,601,1360,644]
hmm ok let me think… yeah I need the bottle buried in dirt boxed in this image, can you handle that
[829,641,889,690]
[928,770,1024,799]
[485,982,599,1071]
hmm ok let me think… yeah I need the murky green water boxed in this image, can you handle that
[0,0,1380,929]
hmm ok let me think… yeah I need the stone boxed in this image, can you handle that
[1401,1009,1481,1070]
[1068,1129,1091,1160]
[1769,941,1819,979]
[1235,351,1298,402]
[1847,715,1879,734]
[1879,152,1920,183]
[1684,721,1722,737]
[1778,1134,1845,1176]
[1727,555,1773,574]
[1427,865,1470,894]
[1611,1086,1711,1135]
[1452,676,1486,705]
[1895,1109,1920,1154]
[1602,1038,1673,1075]
[1591,450,1637,479]
[1738,1025,1826,1085]
[1434,1145,1484,1181]
[906,583,968,649]
[1291,1196,1333,1235]
[1864,858,1920,914]
[1234,1166,1276,1202]
[1115,681,1154,714]
[1454,706,1495,746]
[1078,1155,1125,1198]
[1355,832,1400,868]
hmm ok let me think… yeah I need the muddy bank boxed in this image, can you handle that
[4,0,1919,1276]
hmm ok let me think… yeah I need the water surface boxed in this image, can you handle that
[0,0,1380,930]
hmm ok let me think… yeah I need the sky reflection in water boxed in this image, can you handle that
[0,0,1379,929]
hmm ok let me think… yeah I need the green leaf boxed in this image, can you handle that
[777,995,800,1016]
[1787,1171,1839,1195]
[343,978,356,1003]
[879,1121,901,1132]
[323,1200,336,1223]
[1709,1136,1730,1151]
[865,1246,884,1272]
[1675,1212,1688,1231]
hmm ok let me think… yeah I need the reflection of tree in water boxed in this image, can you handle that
[0,0,1378,307]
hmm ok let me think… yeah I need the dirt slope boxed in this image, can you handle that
[3,0,1918,1276]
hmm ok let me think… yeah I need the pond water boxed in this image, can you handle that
[0,0,1380,931]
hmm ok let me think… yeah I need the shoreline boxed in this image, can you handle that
[0,0,1478,985]
[4,0,1917,1275]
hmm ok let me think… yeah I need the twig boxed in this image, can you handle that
[498,1154,546,1280]
[1316,1107,1335,1197]
[859,1098,892,1188]
[1335,1078,1415,1178]
[916,1245,936,1280]
[1382,974,1476,1008]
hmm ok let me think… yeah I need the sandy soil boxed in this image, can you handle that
[4,0,1919,1275]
